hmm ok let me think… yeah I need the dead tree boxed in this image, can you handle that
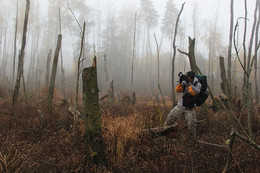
[45,49,52,87]
[12,0,18,87]
[254,1,260,104]
[172,2,185,106]
[107,80,115,104]
[131,11,137,89]
[154,33,166,107]
[227,0,234,100]
[236,0,260,137]
[178,37,221,110]
[104,54,108,82]
[82,57,107,166]
[223,2,260,170]
[13,0,30,109]
[59,7,66,99]
[75,22,86,109]
[219,56,232,109]
[47,34,62,106]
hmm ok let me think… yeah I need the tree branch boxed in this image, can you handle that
[67,0,82,33]
[233,17,249,78]
[197,140,227,148]
[177,49,189,56]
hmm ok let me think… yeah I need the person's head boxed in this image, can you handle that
[186,71,195,82]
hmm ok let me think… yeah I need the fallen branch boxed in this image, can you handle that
[69,106,81,119]
[197,140,227,148]
[99,94,109,101]
[233,130,260,150]
[222,128,260,173]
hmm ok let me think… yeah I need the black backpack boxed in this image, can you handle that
[194,74,209,106]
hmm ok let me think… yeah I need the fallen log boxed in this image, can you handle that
[142,124,178,136]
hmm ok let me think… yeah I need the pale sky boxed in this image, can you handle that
[85,0,256,46]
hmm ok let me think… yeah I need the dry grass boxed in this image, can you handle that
[0,88,259,172]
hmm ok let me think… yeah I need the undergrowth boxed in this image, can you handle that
[0,92,259,172]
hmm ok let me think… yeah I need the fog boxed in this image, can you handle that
[0,0,259,98]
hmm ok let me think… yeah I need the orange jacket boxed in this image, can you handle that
[175,82,201,96]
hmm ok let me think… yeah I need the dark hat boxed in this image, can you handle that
[186,71,195,81]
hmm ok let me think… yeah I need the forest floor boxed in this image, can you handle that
[0,88,259,172]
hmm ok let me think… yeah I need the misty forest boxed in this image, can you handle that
[0,0,259,172]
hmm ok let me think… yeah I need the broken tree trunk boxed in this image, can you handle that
[178,37,221,110]
[47,34,62,106]
[82,57,107,166]
[178,37,198,73]
[45,49,52,87]
[219,56,230,95]
[219,56,232,109]
[13,0,30,110]
[107,80,115,104]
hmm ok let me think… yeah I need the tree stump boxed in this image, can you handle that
[82,57,107,166]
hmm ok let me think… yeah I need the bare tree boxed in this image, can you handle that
[254,1,260,104]
[59,6,66,99]
[227,0,234,100]
[47,34,62,106]
[75,22,86,109]
[12,0,19,87]
[172,2,185,106]
[219,56,232,109]
[45,49,52,87]
[131,11,137,89]
[13,0,30,110]
[154,33,166,106]
[104,54,108,82]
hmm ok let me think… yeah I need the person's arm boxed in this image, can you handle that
[188,82,202,96]
[175,83,184,93]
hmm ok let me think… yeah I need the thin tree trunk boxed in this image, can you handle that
[12,0,18,87]
[219,56,232,109]
[75,22,86,109]
[27,29,35,86]
[131,11,137,89]
[47,34,62,106]
[227,0,234,100]
[45,49,52,87]
[172,2,185,106]
[242,0,248,101]
[82,57,107,166]
[154,34,166,106]
[246,0,259,139]
[104,54,108,82]
[13,0,30,109]
[219,56,229,96]
[254,1,260,104]
[2,28,7,79]
[59,7,66,99]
